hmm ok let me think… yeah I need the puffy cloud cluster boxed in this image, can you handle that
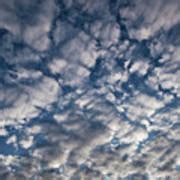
[0,0,179,179]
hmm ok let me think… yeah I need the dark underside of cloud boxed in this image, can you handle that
[0,0,179,179]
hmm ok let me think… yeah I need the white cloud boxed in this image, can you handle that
[0,128,8,136]
[0,75,59,128]
[20,136,33,149]
[129,61,149,76]
[120,0,180,40]
[7,135,17,145]
[0,155,18,166]
[49,58,67,74]
[0,0,55,51]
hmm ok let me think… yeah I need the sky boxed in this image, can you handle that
[0,0,179,179]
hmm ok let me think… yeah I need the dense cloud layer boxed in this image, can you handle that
[0,0,179,179]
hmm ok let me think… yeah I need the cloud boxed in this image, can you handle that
[0,0,55,51]
[120,0,180,40]
[0,0,179,179]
